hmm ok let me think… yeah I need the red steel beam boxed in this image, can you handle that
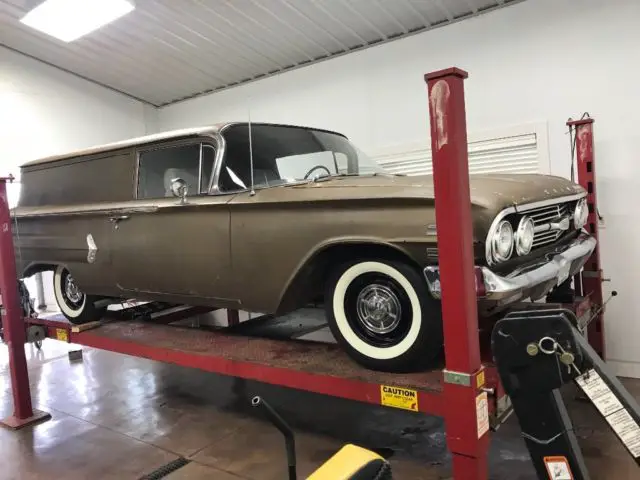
[425,68,489,479]
[37,321,446,416]
[0,176,50,429]
[567,117,605,358]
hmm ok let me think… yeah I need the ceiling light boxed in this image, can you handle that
[20,0,135,43]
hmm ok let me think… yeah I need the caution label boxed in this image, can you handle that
[544,456,573,480]
[576,369,640,458]
[476,370,486,389]
[55,328,68,342]
[380,385,418,412]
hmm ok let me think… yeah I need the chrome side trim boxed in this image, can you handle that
[209,132,228,194]
[484,192,586,266]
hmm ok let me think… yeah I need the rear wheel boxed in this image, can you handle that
[53,265,105,325]
[324,259,443,372]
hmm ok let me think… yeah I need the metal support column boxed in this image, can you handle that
[0,176,50,429]
[425,68,489,479]
[567,116,605,358]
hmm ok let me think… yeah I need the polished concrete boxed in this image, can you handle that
[1,338,640,479]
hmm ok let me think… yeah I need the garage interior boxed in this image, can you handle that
[2,0,640,479]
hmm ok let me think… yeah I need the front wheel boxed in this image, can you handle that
[53,265,105,325]
[324,259,443,372]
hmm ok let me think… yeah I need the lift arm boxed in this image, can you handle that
[492,309,640,479]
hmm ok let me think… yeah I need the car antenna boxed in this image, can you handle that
[248,105,255,196]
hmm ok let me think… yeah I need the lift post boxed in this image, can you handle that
[425,68,490,479]
[0,176,50,429]
[567,117,605,358]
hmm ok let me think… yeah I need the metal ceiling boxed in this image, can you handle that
[1,0,523,107]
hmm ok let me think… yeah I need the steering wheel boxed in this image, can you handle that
[303,165,332,179]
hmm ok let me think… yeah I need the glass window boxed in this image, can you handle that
[137,143,215,199]
[217,124,385,193]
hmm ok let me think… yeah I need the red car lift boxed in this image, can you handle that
[0,67,634,479]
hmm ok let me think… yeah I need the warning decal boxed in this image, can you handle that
[476,392,489,438]
[380,385,418,412]
[576,369,640,458]
[544,456,573,480]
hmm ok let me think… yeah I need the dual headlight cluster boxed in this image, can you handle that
[488,198,589,264]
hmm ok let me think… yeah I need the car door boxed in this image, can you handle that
[109,140,237,305]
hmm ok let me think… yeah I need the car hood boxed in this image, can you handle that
[293,172,585,211]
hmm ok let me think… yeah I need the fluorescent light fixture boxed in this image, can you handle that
[20,0,135,43]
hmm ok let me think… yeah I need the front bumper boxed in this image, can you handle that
[423,232,597,307]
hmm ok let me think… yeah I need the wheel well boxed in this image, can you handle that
[22,263,56,279]
[276,243,421,314]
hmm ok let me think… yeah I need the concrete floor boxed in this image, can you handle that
[1,337,640,479]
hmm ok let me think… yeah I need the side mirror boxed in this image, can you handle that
[170,177,188,204]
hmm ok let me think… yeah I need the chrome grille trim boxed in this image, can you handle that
[528,203,571,248]
[485,192,586,265]
[529,204,569,226]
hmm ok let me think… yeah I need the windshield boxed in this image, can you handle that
[218,123,387,192]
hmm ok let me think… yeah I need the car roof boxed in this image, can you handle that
[20,122,346,168]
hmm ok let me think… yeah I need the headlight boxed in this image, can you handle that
[491,220,514,262]
[573,198,588,229]
[515,216,535,256]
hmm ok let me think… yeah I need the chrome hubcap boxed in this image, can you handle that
[356,284,402,334]
[65,273,83,304]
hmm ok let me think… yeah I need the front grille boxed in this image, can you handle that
[529,203,571,248]
[522,201,577,251]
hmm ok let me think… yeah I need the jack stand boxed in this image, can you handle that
[492,309,640,479]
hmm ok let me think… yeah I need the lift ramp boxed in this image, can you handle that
[492,308,640,480]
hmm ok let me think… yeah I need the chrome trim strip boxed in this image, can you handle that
[484,192,586,266]
[11,195,236,219]
[210,132,228,194]
[514,192,585,213]
[198,143,203,193]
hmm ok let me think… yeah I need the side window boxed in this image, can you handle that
[137,143,215,199]
[335,152,349,174]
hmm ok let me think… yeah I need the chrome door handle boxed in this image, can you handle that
[109,215,130,223]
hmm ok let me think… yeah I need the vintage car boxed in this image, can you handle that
[11,122,596,372]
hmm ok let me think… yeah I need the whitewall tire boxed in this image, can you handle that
[325,259,443,372]
[53,265,104,325]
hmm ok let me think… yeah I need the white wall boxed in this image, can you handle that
[0,46,152,308]
[157,0,640,376]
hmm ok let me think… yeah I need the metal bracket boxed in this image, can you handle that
[443,369,472,387]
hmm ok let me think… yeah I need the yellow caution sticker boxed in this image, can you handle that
[476,370,486,389]
[544,456,574,479]
[55,328,68,342]
[380,385,419,412]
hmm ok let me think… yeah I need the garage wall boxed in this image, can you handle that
[0,46,152,308]
[156,0,640,377]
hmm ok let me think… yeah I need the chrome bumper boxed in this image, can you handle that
[423,232,597,305]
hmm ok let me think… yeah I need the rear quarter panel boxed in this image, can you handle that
[12,212,117,296]
[12,150,134,295]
